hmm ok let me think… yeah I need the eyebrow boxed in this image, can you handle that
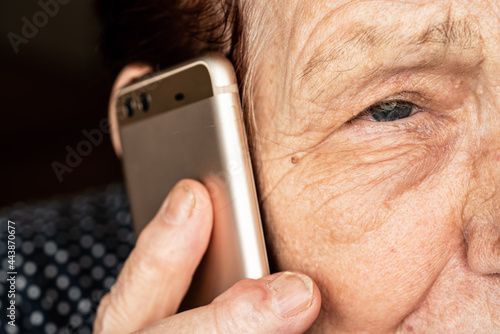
[418,18,481,49]
[300,17,483,82]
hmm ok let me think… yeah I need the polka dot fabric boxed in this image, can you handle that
[0,184,135,333]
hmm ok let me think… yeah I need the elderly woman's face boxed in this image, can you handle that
[245,0,500,332]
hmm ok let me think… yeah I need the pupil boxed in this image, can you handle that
[371,102,413,122]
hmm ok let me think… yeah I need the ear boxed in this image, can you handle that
[109,63,153,157]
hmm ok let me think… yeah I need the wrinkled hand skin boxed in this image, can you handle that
[241,0,500,332]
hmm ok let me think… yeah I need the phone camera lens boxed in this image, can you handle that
[175,93,184,101]
[140,92,150,112]
[125,98,134,117]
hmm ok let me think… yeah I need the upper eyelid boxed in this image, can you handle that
[358,99,421,116]
[334,91,424,122]
[352,89,435,118]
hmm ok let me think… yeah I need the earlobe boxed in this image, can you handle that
[109,63,153,158]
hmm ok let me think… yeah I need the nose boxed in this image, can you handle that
[462,72,500,273]
[463,130,500,275]
[465,215,500,275]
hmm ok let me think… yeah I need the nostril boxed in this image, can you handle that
[465,219,500,275]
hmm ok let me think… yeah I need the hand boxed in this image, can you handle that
[94,179,321,333]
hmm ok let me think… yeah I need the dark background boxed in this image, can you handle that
[0,0,122,208]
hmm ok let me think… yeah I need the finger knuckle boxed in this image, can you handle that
[94,293,112,333]
[133,224,169,267]
[94,291,131,334]
[213,279,272,333]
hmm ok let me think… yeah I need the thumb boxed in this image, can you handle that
[134,271,321,334]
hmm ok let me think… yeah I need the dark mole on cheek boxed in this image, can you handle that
[291,156,300,164]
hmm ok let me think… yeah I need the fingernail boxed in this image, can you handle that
[268,272,313,317]
[162,182,195,225]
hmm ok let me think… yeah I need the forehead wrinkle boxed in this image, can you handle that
[300,15,483,84]
[301,25,387,80]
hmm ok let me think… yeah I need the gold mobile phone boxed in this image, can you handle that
[116,53,269,309]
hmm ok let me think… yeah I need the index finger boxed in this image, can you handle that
[94,179,213,333]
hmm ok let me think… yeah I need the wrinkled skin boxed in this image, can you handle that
[243,0,500,332]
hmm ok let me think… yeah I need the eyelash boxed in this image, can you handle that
[352,99,423,123]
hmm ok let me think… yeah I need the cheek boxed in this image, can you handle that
[258,121,472,328]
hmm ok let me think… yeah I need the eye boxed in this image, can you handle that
[357,100,421,122]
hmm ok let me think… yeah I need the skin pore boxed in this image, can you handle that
[242,0,500,332]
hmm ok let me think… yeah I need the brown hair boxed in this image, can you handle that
[96,0,240,75]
